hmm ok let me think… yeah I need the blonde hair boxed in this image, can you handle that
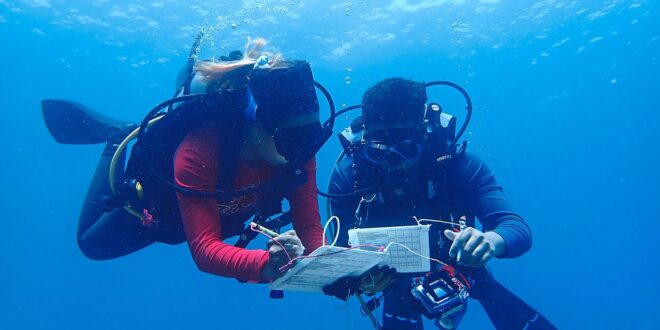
[194,37,283,83]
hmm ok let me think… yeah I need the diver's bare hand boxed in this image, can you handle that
[359,265,397,296]
[444,227,505,268]
[261,230,305,279]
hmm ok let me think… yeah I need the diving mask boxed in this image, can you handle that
[362,139,424,168]
[248,60,327,165]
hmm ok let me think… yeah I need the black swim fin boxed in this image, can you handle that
[41,99,135,144]
[471,267,557,330]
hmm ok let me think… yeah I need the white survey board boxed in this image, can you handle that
[348,224,431,273]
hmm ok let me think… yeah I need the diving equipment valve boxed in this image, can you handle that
[116,178,144,201]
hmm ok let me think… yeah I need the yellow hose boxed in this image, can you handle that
[109,115,165,219]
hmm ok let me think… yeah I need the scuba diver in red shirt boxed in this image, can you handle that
[41,37,335,282]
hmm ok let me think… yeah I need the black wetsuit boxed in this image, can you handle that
[77,140,157,260]
[328,151,532,329]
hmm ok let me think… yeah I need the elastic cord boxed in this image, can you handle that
[413,216,459,227]
[322,216,341,247]
[384,242,448,267]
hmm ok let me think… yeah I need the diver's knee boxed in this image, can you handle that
[77,234,112,261]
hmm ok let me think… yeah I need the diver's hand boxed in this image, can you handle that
[444,227,505,268]
[322,275,362,301]
[358,265,397,296]
[261,230,305,280]
[323,266,397,301]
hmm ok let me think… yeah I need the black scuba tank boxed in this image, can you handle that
[121,89,247,244]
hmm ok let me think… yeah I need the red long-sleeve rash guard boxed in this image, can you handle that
[174,125,323,282]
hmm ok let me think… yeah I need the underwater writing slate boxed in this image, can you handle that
[270,245,387,292]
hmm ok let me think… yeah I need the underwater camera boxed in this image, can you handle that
[411,266,469,321]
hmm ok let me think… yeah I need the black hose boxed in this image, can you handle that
[424,80,473,145]
[315,81,336,130]
[335,104,362,118]
[137,93,207,139]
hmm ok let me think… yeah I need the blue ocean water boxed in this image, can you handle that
[1,1,658,329]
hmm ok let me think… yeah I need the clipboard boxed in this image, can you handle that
[270,245,387,292]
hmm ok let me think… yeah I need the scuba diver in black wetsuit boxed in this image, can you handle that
[322,78,556,330]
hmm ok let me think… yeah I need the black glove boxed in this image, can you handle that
[323,266,398,301]
[322,275,362,301]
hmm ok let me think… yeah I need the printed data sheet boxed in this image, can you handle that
[270,246,387,292]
